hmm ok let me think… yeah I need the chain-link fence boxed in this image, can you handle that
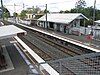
[29,52,100,75]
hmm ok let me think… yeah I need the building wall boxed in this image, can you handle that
[60,24,64,32]
[38,21,73,34]
[26,14,34,19]
[54,23,57,30]
[72,19,80,27]
[38,19,81,34]
[37,21,44,27]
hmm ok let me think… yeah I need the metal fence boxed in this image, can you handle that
[30,52,100,75]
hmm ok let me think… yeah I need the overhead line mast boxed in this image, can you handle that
[1,0,4,21]
[93,0,96,26]
[45,4,47,29]
[91,0,96,35]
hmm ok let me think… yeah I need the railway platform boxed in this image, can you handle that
[6,20,100,75]
[0,39,29,75]
[17,23,100,52]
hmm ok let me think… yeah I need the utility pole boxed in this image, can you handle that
[23,3,24,10]
[1,0,4,21]
[14,3,16,23]
[93,0,96,26]
[91,0,96,36]
[45,4,47,29]
[14,3,16,13]
[23,3,28,10]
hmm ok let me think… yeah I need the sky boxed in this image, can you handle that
[1,0,100,15]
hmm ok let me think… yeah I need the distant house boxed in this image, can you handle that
[26,13,35,20]
[37,13,89,35]
[26,13,44,20]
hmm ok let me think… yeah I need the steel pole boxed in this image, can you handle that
[1,0,4,21]
[93,0,96,26]
[45,4,47,29]
[91,0,96,35]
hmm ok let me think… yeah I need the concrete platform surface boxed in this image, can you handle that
[0,45,14,73]
[0,39,29,75]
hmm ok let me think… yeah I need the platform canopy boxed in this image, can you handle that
[0,25,26,40]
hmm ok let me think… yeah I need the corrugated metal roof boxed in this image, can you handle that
[0,25,26,39]
[38,13,89,24]
[95,20,100,23]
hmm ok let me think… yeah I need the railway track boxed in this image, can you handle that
[29,31,80,56]
[18,35,54,61]
[18,35,76,75]
[16,24,89,57]
[16,25,81,56]
[16,36,75,75]
[21,34,71,58]
[23,28,81,55]
[15,24,93,56]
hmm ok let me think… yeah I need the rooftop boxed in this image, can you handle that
[38,13,89,24]
[95,20,100,23]
[0,25,26,40]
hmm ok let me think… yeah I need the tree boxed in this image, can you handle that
[26,8,33,14]
[19,10,27,20]
[26,6,42,14]
[65,10,70,13]
[0,7,10,19]
[59,10,69,13]
[59,10,64,13]
[75,0,86,9]
[4,12,9,19]
[44,9,49,13]
[13,12,18,17]
[32,6,42,14]
[70,6,100,25]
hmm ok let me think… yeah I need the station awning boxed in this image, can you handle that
[0,25,26,40]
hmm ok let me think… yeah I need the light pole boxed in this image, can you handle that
[93,0,96,26]
[91,0,96,35]
[1,0,4,21]
[45,4,47,29]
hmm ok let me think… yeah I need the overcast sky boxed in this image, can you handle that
[2,0,100,15]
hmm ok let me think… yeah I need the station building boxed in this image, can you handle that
[26,13,35,20]
[37,13,89,35]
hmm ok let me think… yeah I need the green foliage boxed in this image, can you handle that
[19,10,27,20]
[13,12,18,17]
[26,8,33,14]
[70,7,94,18]
[59,10,69,13]
[59,10,64,13]
[44,9,49,13]
[75,0,86,9]
[4,12,9,19]
[0,7,10,19]
[65,10,70,13]
[59,6,100,25]
[34,7,41,13]
[26,6,41,14]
